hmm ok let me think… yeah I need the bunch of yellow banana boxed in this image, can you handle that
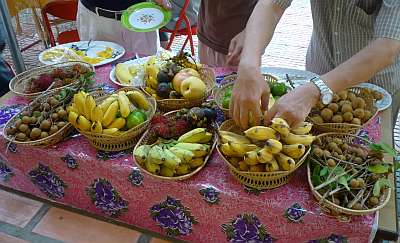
[218,118,315,172]
[134,128,213,177]
[144,56,159,93]
[67,90,150,136]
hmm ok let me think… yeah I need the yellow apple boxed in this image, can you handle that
[172,68,200,93]
[180,76,206,100]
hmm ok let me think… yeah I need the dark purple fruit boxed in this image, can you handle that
[156,83,172,99]
[188,107,205,122]
[157,70,172,83]
[203,108,216,121]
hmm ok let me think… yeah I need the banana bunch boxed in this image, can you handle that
[219,119,315,172]
[67,90,150,136]
[134,128,213,177]
[144,56,159,91]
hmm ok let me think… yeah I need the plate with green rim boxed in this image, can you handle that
[121,2,171,32]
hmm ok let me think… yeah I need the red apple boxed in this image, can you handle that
[172,68,200,93]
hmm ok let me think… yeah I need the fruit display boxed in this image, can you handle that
[309,88,382,126]
[309,134,394,214]
[218,118,314,173]
[67,89,153,136]
[41,46,115,65]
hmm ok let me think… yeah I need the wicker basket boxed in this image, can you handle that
[307,133,391,216]
[214,74,278,118]
[76,87,157,151]
[3,89,74,147]
[217,119,310,190]
[9,61,95,100]
[133,110,217,180]
[309,87,379,134]
[142,67,215,112]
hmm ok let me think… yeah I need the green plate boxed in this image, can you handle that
[121,2,172,32]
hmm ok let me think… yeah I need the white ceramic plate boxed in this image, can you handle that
[261,67,318,88]
[39,41,125,67]
[356,83,392,111]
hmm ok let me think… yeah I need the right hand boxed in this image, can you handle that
[230,65,271,129]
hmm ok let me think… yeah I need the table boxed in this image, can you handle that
[0,63,397,242]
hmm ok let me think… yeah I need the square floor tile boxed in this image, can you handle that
[0,190,43,227]
[33,207,141,243]
[0,232,28,243]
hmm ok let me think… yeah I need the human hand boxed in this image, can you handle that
[264,83,320,128]
[230,65,270,129]
[154,0,172,10]
[227,31,245,66]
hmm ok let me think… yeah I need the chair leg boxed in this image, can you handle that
[188,33,195,56]
[180,36,190,54]
[166,31,177,51]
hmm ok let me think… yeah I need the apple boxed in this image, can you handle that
[172,68,200,93]
[180,76,207,100]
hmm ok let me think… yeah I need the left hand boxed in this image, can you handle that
[227,31,245,66]
[154,0,172,10]
[264,83,320,128]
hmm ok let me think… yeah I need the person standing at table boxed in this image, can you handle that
[0,18,14,97]
[230,0,400,129]
[197,0,258,67]
[76,0,171,56]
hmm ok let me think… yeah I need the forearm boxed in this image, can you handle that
[321,38,400,93]
[239,0,284,68]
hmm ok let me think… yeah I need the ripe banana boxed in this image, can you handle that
[84,95,96,121]
[244,149,261,165]
[145,160,160,174]
[275,152,296,171]
[197,132,213,143]
[107,117,126,129]
[73,91,86,115]
[189,157,204,168]
[249,164,265,172]
[102,101,119,127]
[228,142,258,157]
[115,63,133,84]
[178,128,207,143]
[176,163,191,175]
[91,121,103,134]
[271,118,290,137]
[160,166,175,177]
[147,76,158,90]
[244,126,279,141]
[169,147,194,163]
[148,145,166,164]
[163,149,181,170]
[68,111,79,126]
[134,145,151,164]
[282,133,315,146]
[77,115,91,131]
[102,128,119,135]
[219,131,251,144]
[228,157,241,167]
[265,158,280,172]
[67,104,79,114]
[264,139,283,154]
[220,143,240,157]
[99,97,117,114]
[127,91,150,111]
[257,147,274,163]
[291,122,313,135]
[281,144,306,159]
[173,143,209,157]
[144,86,157,96]
[91,106,103,123]
[117,91,131,118]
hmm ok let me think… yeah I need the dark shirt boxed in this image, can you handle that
[81,0,144,11]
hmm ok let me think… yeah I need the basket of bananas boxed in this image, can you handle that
[67,87,156,151]
[217,118,314,189]
[308,87,380,134]
[133,109,217,180]
[142,53,215,111]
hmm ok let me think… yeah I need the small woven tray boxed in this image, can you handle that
[309,87,379,134]
[217,119,310,190]
[142,67,216,112]
[307,133,391,216]
[9,61,95,100]
[214,74,278,118]
[133,110,217,180]
[76,87,157,152]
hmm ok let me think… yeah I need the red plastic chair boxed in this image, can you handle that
[41,0,80,47]
[160,0,196,56]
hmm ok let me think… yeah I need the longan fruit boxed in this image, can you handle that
[327,159,336,167]
[332,138,343,145]
[352,118,361,125]
[343,112,353,122]
[316,101,325,110]
[18,124,29,132]
[40,131,49,139]
[357,178,365,187]
[313,147,324,157]
[338,90,348,100]
[368,196,379,206]
[21,110,30,117]
[57,121,66,129]
[354,157,363,164]
[347,92,357,102]
[30,116,37,124]
[15,132,27,141]
[338,154,346,160]
[353,108,365,119]
[42,103,50,111]
[363,110,372,121]
[30,128,42,139]
[341,104,353,113]
[352,203,363,210]
[49,125,59,135]
[323,150,331,158]
[328,103,339,113]
[331,114,343,123]
[340,143,349,151]
[48,97,59,107]
[25,128,31,137]
[350,179,359,188]
[33,111,41,118]
[356,97,366,109]
[51,113,59,121]
[321,108,334,122]
[15,119,22,128]
[311,115,324,124]
[57,109,67,119]
[40,120,51,130]
[22,116,31,124]
[332,94,340,103]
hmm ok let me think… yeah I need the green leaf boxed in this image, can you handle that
[331,166,345,175]
[320,167,328,177]
[369,143,382,151]
[373,178,392,197]
[370,142,397,157]
[338,176,350,191]
[395,161,400,171]
[368,164,389,174]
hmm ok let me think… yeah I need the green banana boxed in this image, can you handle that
[148,145,166,164]
[145,160,160,174]
[169,147,194,163]
[160,166,175,177]
[176,163,191,175]
[189,158,204,168]
[134,145,152,165]
[163,149,182,170]
[173,143,209,157]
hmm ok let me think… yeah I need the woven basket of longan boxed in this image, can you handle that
[308,87,379,134]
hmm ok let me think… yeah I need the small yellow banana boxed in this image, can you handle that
[176,163,191,175]
[265,157,280,172]
[189,158,204,168]
[178,128,207,143]
[77,115,91,131]
[115,63,133,84]
[169,147,194,163]
[219,131,251,144]
[102,101,119,127]
[147,76,158,90]
[264,139,283,154]
[102,128,120,135]
[282,133,315,146]
[257,147,274,163]
[68,111,79,126]
[275,152,296,171]
[244,126,280,141]
[197,132,213,143]
[127,91,150,111]
[91,121,103,133]
[107,117,126,129]
[145,161,160,174]
[66,103,79,114]
[228,142,258,157]
[271,117,290,138]
[84,95,96,121]
[220,143,240,157]
[244,149,261,165]
[144,86,157,96]
[99,97,116,114]
[160,166,175,177]
[117,91,131,118]
[91,106,103,123]
[291,122,313,135]
[73,91,86,115]
[281,144,306,159]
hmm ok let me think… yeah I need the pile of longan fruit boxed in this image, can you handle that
[5,95,68,142]
[310,88,381,125]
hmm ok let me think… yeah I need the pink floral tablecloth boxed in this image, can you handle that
[0,61,383,243]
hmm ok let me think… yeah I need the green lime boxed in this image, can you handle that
[135,110,147,121]
[222,96,231,109]
[126,110,146,129]
[224,88,232,98]
[270,83,287,97]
